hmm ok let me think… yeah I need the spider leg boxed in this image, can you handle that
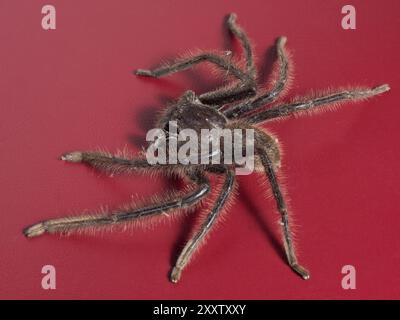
[199,11,263,105]
[170,166,235,283]
[135,52,256,105]
[224,36,290,118]
[23,170,210,238]
[226,13,256,79]
[60,151,153,175]
[257,146,310,280]
[247,84,390,124]
[135,52,245,80]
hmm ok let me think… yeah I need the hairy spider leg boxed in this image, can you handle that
[58,151,153,174]
[224,36,290,118]
[57,150,207,176]
[170,166,235,283]
[247,85,390,123]
[257,147,310,280]
[226,13,256,79]
[135,13,262,106]
[23,164,210,237]
[136,51,256,106]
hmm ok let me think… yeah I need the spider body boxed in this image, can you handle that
[153,89,281,172]
[160,91,228,134]
[23,13,389,283]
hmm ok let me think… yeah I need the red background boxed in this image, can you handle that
[1,0,399,299]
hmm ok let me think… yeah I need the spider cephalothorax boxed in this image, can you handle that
[23,13,389,283]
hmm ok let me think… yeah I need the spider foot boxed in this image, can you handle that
[170,266,183,284]
[60,151,83,163]
[227,12,237,25]
[277,36,287,47]
[23,222,46,238]
[290,263,310,280]
[134,69,155,77]
[352,84,391,99]
[373,84,390,95]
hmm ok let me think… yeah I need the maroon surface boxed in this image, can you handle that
[1,0,399,299]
